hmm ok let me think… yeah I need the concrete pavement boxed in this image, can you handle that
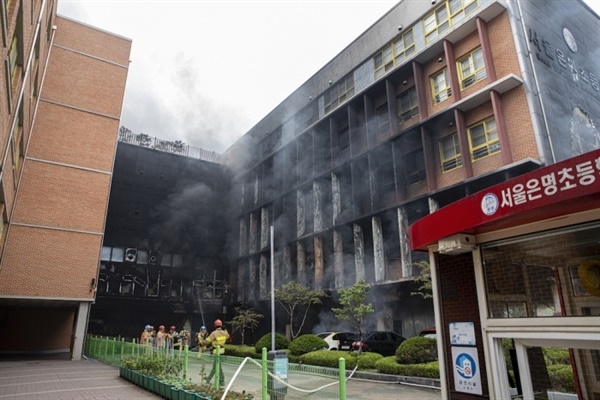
[0,355,441,400]
[0,356,159,399]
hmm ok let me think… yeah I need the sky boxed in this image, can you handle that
[57,0,600,154]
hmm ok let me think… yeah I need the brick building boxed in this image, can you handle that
[0,1,130,359]
[225,0,599,398]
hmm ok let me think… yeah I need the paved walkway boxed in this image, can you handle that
[0,356,441,400]
[0,357,159,399]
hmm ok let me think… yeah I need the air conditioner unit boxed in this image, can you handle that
[125,248,137,263]
[438,234,477,255]
[149,250,161,265]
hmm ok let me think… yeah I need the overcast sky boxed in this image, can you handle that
[57,0,600,153]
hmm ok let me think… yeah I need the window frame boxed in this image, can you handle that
[431,68,452,105]
[439,133,463,172]
[458,47,487,89]
[423,0,480,43]
[375,103,390,134]
[467,118,500,160]
[397,87,419,123]
[324,74,355,114]
[405,148,426,184]
[374,28,415,79]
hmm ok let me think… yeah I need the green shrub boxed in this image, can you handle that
[356,352,383,369]
[288,334,328,356]
[543,348,570,365]
[395,337,437,364]
[225,344,261,359]
[299,350,356,369]
[548,364,576,393]
[254,333,290,353]
[121,354,183,378]
[376,357,439,378]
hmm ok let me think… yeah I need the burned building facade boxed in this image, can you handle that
[225,0,600,340]
[89,132,231,339]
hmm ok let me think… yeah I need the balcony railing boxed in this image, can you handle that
[118,127,225,164]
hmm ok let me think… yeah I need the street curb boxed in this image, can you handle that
[349,370,441,388]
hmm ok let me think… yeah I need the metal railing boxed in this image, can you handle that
[85,335,349,400]
[118,128,225,164]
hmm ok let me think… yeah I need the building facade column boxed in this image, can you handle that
[353,224,365,281]
[71,301,90,360]
[372,217,385,282]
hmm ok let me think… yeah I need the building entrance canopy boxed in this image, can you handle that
[410,149,600,251]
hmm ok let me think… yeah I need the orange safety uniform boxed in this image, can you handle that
[202,326,229,355]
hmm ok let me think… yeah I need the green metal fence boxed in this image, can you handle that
[85,335,350,400]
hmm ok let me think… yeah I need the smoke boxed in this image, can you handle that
[150,182,226,253]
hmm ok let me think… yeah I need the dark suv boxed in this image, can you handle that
[351,331,406,356]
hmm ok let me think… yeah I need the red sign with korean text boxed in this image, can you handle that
[410,149,600,250]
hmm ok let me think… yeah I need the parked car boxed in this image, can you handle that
[337,333,360,351]
[351,331,406,356]
[315,331,356,350]
[419,327,437,339]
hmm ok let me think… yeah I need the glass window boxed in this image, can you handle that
[397,87,419,123]
[376,104,390,133]
[424,0,480,43]
[9,33,18,81]
[458,48,487,89]
[111,247,124,262]
[100,246,112,261]
[468,118,499,160]
[374,28,415,79]
[483,223,600,318]
[431,69,451,104]
[439,134,462,172]
[324,74,355,114]
[406,148,426,184]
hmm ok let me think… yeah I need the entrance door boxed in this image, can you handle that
[491,335,600,400]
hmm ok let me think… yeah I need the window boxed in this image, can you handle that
[262,128,282,156]
[9,32,18,82]
[11,103,22,173]
[439,134,462,172]
[468,118,500,160]
[431,69,451,104]
[449,0,479,25]
[338,126,349,149]
[424,0,479,43]
[294,102,318,135]
[397,87,419,123]
[374,29,415,79]
[405,148,426,183]
[324,74,354,114]
[0,185,6,241]
[458,47,486,89]
[375,104,390,134]
[379,161,396,194]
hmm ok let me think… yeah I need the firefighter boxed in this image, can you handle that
[179,326,190,349]
[140,325,151,346]
[156,325,166,348]
[168,325,180,349]
[196,325,209,358]
[201,319,229,387]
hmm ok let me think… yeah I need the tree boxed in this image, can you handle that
[410,261,433,299]
[229,304,263,345]
[274,281,327,340]
[332,278,374,344]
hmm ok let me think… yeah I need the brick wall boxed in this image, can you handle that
[437,252,489,399]
[0,13,131,303]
